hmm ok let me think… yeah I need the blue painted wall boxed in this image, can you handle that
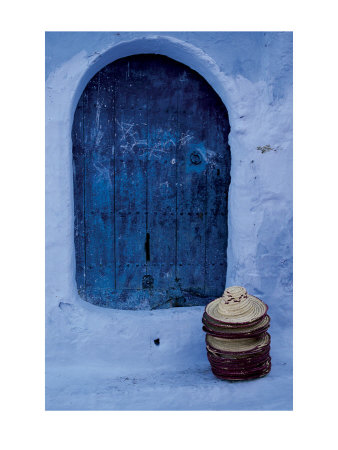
[46,32,292,96]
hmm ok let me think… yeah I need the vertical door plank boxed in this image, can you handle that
[114,58,147,290]
[176,71,208,294]
[83,71,115,297]
[146,58,178,290]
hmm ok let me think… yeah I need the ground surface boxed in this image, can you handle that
[46,319,292,411]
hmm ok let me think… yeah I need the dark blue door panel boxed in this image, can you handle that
[177,72,208,295]
[115,82,148,290]
[147,59,178,291]
[72,54,231,309]
[83,71,115,299]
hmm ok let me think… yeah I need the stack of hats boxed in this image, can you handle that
[202,286,271,381]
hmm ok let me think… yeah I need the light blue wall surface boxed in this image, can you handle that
[46,31,292,88]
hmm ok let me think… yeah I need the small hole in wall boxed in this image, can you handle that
[154,338,160,346]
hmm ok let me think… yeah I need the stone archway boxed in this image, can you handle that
[46,36,240,306]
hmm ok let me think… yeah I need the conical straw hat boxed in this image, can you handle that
[205,286,268,325]
[206,332,270,355]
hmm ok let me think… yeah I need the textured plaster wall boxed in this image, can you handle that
[45,32,292,374]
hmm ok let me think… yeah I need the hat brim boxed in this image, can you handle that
[202,314,270,338]
[210,360,271,381]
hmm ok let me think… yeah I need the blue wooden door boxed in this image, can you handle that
[72,54,231,309]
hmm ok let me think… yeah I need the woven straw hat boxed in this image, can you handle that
[207,343,270,361]
[207,352,270,370]
[206,332,270,355]
[202,286,271,381]
[210,359,271,381]
[202,314,270,338]
[210,355,271,371]
[205,286,268,325]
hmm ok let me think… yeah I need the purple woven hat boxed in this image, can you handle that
[207,348,271,368]
[210,355,271,373]
[211,359,271,381]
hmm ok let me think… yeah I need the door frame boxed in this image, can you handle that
[72,53,231,308]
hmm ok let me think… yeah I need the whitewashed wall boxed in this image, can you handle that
[45,32,292,374]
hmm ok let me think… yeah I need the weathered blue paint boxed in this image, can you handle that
[72,54,231,309]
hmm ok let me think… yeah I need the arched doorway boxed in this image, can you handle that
[72,54,231,309]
